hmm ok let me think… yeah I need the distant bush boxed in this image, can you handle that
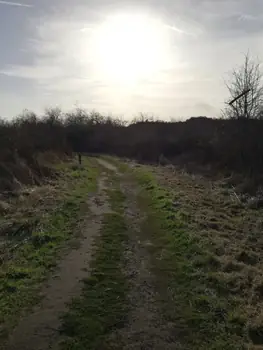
[1,108,263,192]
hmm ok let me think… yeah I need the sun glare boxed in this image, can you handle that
[90,13,171,86]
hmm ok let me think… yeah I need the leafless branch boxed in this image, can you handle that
[224,52,263,119]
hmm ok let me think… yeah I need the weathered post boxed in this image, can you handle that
[78,153,82,165]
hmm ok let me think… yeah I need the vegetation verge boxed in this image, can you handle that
[134,167,246,350]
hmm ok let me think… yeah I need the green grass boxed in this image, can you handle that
[60,181,128,350]
[0,158,99,340]
[134,168,246,350]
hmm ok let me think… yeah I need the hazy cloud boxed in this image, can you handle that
[0,1,32,7]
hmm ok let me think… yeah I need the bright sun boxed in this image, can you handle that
[90,13,171,86]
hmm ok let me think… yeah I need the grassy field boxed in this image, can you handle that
[0,158,99,340]
[134,169,241,349]
[133,163,263,349]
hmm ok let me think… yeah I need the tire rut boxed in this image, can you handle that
[4,174,111,350]
[111,176,178,350]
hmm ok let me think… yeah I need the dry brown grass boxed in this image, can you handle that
[0,158,75,266]
[151,164,263,347]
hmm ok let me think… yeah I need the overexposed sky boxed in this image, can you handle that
[0,0,263,119]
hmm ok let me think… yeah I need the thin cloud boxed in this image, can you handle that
[165,21,203,37]
[0,1,32,7]
[165,24,185,34]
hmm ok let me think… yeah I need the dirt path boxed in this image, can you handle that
[4,174,111,350]
[95,160,178,349]
[97,158,118,172]
[106,173,178,350]
[4,158,179,350]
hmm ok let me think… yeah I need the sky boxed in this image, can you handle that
[0,0,263,120]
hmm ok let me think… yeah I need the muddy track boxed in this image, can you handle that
[4,173,111,350]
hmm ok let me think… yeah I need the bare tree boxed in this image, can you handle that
[224,53,263,119]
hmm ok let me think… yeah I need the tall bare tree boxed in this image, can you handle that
[224,53,263,119]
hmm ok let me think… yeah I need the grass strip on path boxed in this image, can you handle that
[134,167,246,350]
[60,177,128,350]
[0,158,98,340]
